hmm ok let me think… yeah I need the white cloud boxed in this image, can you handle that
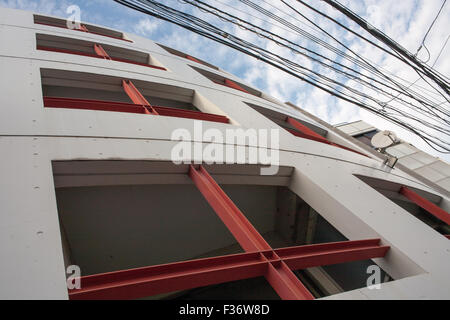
[0,0,69,16]
[133,16,160,36]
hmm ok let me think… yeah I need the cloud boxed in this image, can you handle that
[0,0,70,16]
[133,16,160,36]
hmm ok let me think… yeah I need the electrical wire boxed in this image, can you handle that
[113,0,450,152]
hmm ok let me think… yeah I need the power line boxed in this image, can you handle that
[113,0,450,152]
[321,0,450,97]
[189,0,450,124]
[416,0,447,56]
[214,0,444,101]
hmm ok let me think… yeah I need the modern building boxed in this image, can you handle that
[0,7,449,300]
[336,120,450,195]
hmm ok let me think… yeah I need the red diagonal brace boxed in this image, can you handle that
[400,186,450,225]
[224,79,249,93]
[286,117,368,157]
[185,55,201,63]
[94,44,111,60]
[122,80,158,115]
[189,165,271,252]
[265,260,314,300]
[189,165,314,299]
[78,24,89,32]
[286,117,329,142]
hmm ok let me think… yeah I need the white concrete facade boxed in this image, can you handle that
[0,7,449,299]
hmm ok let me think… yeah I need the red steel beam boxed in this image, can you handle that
[212,79,249,94]
[93,44,111,60]
[276,239,389,270]
[286,117,368,157]
[122,80,157,115]
[265,260,314,300]
[37,45,166,70]
[34,21,132,42]
[400,186,450,225]
[43,97,147,114]
[224,79,249,93]
[68,238,388,300]
[189,165,315,299]
[185,55,202,64]
[110,56,167,70]
[43,97,229,124]
[189,165,271,252]
[78,24,89,32]
[37,46,101,59]
[286,117,329,142]
[69,252,268,300]
[154,105,229,123]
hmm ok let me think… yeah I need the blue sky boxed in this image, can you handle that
[1,0,449,160]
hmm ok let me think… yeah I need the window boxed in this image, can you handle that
[353,130,378,148]
[246,102,367,157]
[357,175,450,239]
[190,66,292,107]
[157,43,219,70]
[41,69,230,124]
[34,14,131,42]
[36,34,165,70]
[191,65,261,96]
[52,161,392,300]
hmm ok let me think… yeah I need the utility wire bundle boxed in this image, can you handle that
[114,0,450,153]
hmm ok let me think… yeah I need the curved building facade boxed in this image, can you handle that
[0,7,449,300]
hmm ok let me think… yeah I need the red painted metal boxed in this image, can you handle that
[37,46,100,59]
[122,80,156,115]
[69,252,268,300]
[224,79,249,93]
[78,24,89,32]
[34,21,132,42]
[265,260,314,300]
[68,238,388,300]
[286,117,368,157]
[189,166,320,299]
[185,55,202,64]
[276,239,389,270]
[110,56,167,70]
[154,105,229,123]
[37,46,166,70]
[93,44,111,60]
[187,165,390,300]
[43,97,230,124]
[286,116,328,142]
[189,165,271,252]
[212,79,249,94]
[43,97,147,114]
[445,235,450,239]
[399,186,450,225]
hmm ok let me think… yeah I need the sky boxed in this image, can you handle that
[1,0,449,161]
